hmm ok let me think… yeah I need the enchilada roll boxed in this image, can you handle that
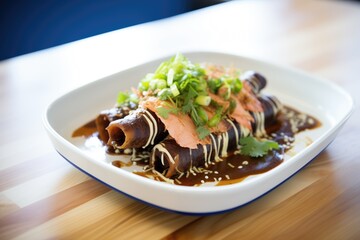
[72,53,323,186]
[95,102,136,143]
[241,71,267,94]
[251,95,282,137]
[150,95,282,178]
[106,108,167,150]
[151,118,245,178]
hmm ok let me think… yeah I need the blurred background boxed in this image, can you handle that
[0,0,224,61]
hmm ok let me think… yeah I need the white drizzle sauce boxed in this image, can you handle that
[240,125,250,137]
[210,134,221,162]
[142,113,153,148]
[250,77,260,93]
[220,132,229,157]
[203,145,208,168]
[161,151,165,166]
[142,110,159,148]
[217,135,222,159]
[145,110,159,145]
[207,141,213,166]
[152,143,175,164]
[253,111,266,137]
[272,96,282,112]
[151,94,284,178]
[189,148,193,170]
[227,119,240,145]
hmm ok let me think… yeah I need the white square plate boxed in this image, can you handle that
[44,52,353,214]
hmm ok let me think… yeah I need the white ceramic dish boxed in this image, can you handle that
[44,52,353,214]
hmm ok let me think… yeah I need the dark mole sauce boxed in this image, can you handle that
[176,150,284,186]
[72,106,321,186]
[72,120,98,138]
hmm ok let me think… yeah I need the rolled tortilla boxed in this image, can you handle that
[95,105,135,143]
[151,118,245,178]
[106,108,167,149]
[150,95,282,178]
[241,71,267,94]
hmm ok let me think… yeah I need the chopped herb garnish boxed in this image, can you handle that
[117,91,138,106]
[138,53,215,138]
[240,136,280,157]
[208,75,243,97]
[114,53,286,158]
[156,106,179,118]
[196,126,211,139]
[119,53,245,140]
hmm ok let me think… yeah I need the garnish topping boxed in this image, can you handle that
[116,91,138,106]
[239,136,280,157]
[116,53,275,157]
[136,53,246,139]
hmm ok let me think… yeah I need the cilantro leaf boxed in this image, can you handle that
[117,91,138,106]
[240,136,279,157]
[156,106,178,118]
[196,126,211,140]
[117,92,129,104]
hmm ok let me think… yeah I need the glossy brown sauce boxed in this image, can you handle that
[72,106,321,186]
[72,119,97,138]
[112,160,133,168]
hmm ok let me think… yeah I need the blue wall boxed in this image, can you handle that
[0,0,218,61]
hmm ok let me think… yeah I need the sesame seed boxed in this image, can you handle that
[228,163,235,168]
[124,148,132,154]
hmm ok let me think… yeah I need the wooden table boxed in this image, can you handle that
[1,0,360,239]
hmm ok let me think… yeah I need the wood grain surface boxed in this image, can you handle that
[1,0,360,239]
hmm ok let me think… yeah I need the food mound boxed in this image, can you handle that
[73,53,320,186]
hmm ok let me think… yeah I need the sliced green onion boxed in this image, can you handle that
[117,92,129,104]
[149,79,167,90]
[157,79,167,89]
[195,95,211,106]
[170,84,180,96]
[208,114,221,127]
[208,78,222,93]
[167,68,174,86]
[232,78,243,93]
[157,88,172,100]
[117,92,138,104]
[196,107,208,124]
